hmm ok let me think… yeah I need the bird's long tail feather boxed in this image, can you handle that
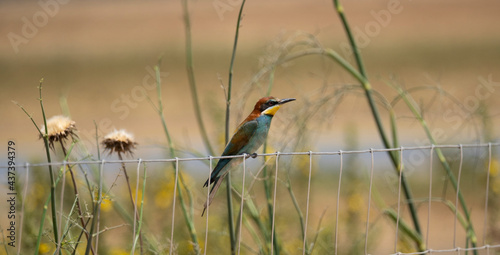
[201,171,229,216]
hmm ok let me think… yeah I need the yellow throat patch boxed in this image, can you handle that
[262,105,281,116]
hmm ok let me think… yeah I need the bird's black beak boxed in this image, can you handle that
[279,98,296,105]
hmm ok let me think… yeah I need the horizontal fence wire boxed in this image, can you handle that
[2,142,500,255]
[5,143,499,168]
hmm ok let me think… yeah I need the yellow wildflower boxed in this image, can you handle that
[155,177,175,209]
[347,193,364,213]
[38,243,51,254]
[109,248,128,255]
[132,188,144,204]
[490,159,499,177]
[492,178,500,194]
[94,191,113,212]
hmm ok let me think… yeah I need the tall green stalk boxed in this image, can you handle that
[14,100,48,255]
[393,85,478,252]
[30,144,74,255]
[262,68,280,255]
[224,1,247,253]
[34,80,60,254]
[181,0,215,157]
[153,64,200,254]
[331,0,423,245]
[131,165,147,254]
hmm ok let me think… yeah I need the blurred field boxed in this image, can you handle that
[1,0,500,159]
[1,0,500,254]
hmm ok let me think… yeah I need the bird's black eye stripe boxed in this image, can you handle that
[260,100,279,111]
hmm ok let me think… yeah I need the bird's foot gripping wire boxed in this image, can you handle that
[245,153,258,159]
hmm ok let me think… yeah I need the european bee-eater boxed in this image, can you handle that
[202,96,296,216]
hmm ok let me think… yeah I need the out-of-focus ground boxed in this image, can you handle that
[1,0,499,161]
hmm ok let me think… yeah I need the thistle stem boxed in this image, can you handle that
[59,140,95,255]
[38,81,60,255]
[118,152,144,254]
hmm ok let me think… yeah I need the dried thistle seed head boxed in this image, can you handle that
[101,129,137,156]
[39,115,77,149]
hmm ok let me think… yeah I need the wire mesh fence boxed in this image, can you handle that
[2,143,500,254]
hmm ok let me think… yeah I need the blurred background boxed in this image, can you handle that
[1,0,499,161]
[1,0,500,254]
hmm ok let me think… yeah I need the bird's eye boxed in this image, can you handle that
[269,101,277,106]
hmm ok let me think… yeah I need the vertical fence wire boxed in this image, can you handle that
[271,151,280,255]
[395,147,404,253]
[365,149,375,255]
[169,158,180,255]
[237,155,247,254]
[453,145,464,248]
[56,161,67,254]
[204,156,213,255]
[426,145,434,249]
[335,150,344,255]
[302,151,313,255]
[95,159,105,252]
[18,163,30,255]
[483,143,492,245]
[133,159,142,247]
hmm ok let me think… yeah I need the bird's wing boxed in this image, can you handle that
[203,119,258,187]
[223,119,258,156]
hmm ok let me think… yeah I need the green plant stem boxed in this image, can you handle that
[333,0,367,77]
[331,0,423,243]
[56,189,78,255]
[86,167,100,255]
[285,174,307,253]
[181,0,215,157]
[94,121,101,160]
[262,163,280,254]
[117,152,144,254]
[242,217,265,254]
[14,101,48,255]
[226,0,246,144]
[37,81,61,254]
[233,188,271,253]
[264,67,280,255]
[31,143,75,255]
[384,209,425,251]
[394,86,478,252]
[224,1,247,253]
[59,142,95,255]
[35,200,49,255]
[154,64,200,254]
[442,200,469,235]
[131,165,147,254]
[59,141,96,254]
